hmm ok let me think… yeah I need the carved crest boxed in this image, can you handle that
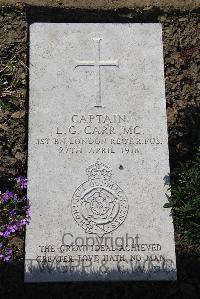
[71,160,128,237]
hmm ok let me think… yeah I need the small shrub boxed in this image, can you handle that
[165,148,200,252]
[0,177,30,262]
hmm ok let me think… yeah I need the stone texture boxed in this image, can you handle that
[25,23,176,282]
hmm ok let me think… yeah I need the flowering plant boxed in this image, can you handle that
[0,176,30,262]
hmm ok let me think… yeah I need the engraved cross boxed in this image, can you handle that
[75,37,119,107]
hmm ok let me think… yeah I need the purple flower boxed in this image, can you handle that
[20,219,28,225]
[3,255,11,262]
[8,225,17,233]
[26,208,31,218]
[15,176,28,189]
[6,248,12,255]
[0,176,30,263]
[2,191,14,202]
[13,194,18,202]
[21,196,27,202]
[2,230,10,238]
[9,209,16,216]
[0,247,13,262]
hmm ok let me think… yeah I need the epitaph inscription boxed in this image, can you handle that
[25,23,177,282]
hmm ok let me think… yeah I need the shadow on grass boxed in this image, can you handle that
[168,104,200,171]
[0,253,200,299]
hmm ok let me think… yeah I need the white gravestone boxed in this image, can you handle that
[25,23,177,282]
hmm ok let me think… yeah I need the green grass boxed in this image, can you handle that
[165,148,200,252]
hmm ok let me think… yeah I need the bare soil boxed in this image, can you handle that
[0,0,199,10]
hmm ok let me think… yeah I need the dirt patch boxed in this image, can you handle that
[162,14,200,167]
[0,7,27,178]
[0,0,200,10]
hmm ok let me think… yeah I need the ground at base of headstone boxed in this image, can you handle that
[0,252,200,299]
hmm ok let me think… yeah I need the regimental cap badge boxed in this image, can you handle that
[86,159,112,181]
[72,160,129,237]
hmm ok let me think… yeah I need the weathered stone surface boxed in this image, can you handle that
[25,23,177,281]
